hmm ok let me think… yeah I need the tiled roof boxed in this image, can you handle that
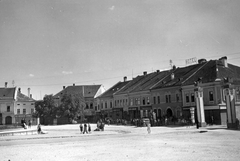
[54,85,102,98]
[114,75,148,95]
[131,71,170,92]
[16,92,35,102]
[0,87,16,99]
[97,81,130,98]
[152,63,205,89]
[182,60,240,86]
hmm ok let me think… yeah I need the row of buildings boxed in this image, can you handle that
[96,56,240,125]
[1,56,240,125]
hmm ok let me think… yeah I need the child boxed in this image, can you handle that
[79,123,83,134]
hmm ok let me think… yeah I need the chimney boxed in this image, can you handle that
[172,65,176,70]
[171,73,175,80]
[18,88,21,93]
[28,88,30,97]
[73,83,75,86]
[63,86,65,89]
[156,70,160,73]
[5,82,7,88]
[143,71,147,75]
[30,94,32,98]
[219,56,228,67]
[198,59,207,64]
[123,76,127,82]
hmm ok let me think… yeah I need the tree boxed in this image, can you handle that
[58,93,85,122]
[33,94,58,118]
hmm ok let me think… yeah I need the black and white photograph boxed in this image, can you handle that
[1,0,240,160]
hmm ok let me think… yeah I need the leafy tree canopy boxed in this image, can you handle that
[58,93,85,121]
[33,94,57,118]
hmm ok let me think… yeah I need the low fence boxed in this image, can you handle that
[0,129,37,137]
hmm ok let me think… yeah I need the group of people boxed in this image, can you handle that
[21,119,32,129]
[79,123,91,134]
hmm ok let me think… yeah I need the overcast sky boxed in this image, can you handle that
[1,0,240,100]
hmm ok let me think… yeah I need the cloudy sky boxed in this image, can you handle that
[1,0,240,100]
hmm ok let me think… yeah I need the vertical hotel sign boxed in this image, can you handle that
[186,57,197,66]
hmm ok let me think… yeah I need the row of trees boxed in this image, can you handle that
[33,93,86,123]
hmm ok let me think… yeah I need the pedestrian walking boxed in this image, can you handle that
[88,123,91,133]
[37,123,42,134]
[83,123,88,134]
[79,123,83,134]
[28,120,32,128]
[196,119,199,129]
[147,123,151,134]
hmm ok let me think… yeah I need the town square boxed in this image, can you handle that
[1,0,240,160]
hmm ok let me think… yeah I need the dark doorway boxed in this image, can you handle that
[5,116,12,125]
[158,109,161,118]
[166,108,173,117]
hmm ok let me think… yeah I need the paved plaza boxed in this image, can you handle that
[0,124,240,161]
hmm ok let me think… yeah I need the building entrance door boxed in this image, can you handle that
[166,108,173,117]
[5,116,12,125]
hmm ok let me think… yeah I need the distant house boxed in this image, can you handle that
[96,77,130,121]
[15,88,36,125]
[53,84,105,123]
[0,83,35,125]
